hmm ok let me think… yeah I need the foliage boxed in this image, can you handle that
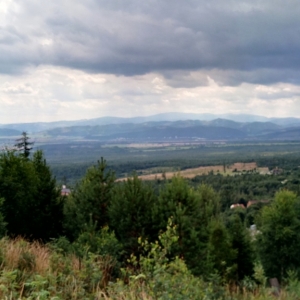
[63,157,115,239]
[0,237,116,298]
[110,218,226,300]
[256,190,300,281]
[226,212,255,281]
[74,223,122,259]
[109,174,155,258]
[0,198,7,238]
[207,218,237,281]
[0,204,298,298]
[30,150,64,240]
[0,149,63,240]
[153,177,222,276]
[285,270,300,298]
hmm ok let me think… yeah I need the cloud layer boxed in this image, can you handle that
[1,0,300,122]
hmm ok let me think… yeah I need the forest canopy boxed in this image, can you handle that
[0,134,300,298]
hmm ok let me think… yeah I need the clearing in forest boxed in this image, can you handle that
[118,162,269,181]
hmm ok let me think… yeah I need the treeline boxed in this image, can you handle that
[190,170,300,210]
[1,145,300,298]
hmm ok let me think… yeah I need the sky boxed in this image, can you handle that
[1,0,300,123]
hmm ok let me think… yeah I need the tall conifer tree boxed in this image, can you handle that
[14,131,34,158]
[109,174,155,256]
[0,148,63,240]
[63,158,115,239]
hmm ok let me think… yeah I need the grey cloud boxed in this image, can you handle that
[162,71,210,88]
[161,68,300,89]
[210,69,300,86]
[255,91,300,101]
[0,26,28,45]
[1,0,300,85]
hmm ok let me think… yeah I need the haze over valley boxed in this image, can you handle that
[2,113,300,143]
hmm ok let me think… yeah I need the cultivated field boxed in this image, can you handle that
[118,162,269,181]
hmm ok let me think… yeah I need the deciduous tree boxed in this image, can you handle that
[256,190,300,281]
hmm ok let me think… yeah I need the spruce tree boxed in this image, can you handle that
[207,219,237,280]
[63,158,115,239]
[0,150,37,236]
[108,174,156,256]
[14,131,34,158]
[153,176,221,276]
[227,213,254,281]
[0,149,63,240]
[31,150,64,240]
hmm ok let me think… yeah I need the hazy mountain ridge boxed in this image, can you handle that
[1,113,300,141]
[261,127,300,140]
[36,119,293,141]
[2,112,300,133]
[0,128,21,136]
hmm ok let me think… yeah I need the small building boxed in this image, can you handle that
[230,203,245,209]
[247,199,269,208]
[271,167,283,175]
[61,185,71,196]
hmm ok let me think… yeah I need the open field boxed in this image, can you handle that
[118,162,270,181]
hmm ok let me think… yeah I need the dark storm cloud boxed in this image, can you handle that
[1,0,300,85]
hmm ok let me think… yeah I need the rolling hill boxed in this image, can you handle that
[2,113,300,141]
[1,112,300,133]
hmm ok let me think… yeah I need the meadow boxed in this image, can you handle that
[118,162,270,181]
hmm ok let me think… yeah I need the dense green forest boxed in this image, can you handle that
[42,140,300,184]
[0,135,300,298]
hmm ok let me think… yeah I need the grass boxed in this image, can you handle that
[0,237,299,299]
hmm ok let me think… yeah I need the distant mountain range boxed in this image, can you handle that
[0,128,21,136]
[1,113,300,141]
